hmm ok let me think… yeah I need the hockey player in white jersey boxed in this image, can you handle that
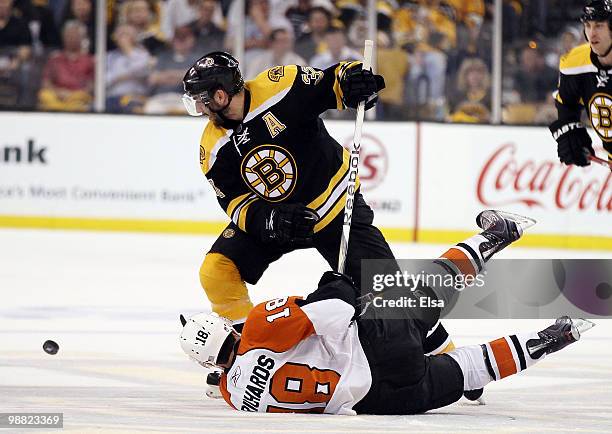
[179,210,594,414]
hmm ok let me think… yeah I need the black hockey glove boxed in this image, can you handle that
[549,119,595,167]
[340,65,385,110]
[263,203,319,248]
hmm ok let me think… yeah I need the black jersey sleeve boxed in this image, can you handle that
[555,72,583,123]
[292,61,362,116]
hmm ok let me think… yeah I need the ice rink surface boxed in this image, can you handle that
[1,229,611,433]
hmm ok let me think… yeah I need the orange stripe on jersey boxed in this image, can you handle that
[489,337,517,379]
[238,296,315,355]
[441,248,477,277]
[220,373,236,410]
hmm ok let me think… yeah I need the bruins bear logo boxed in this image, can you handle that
[267,66,284,82]
[241,145,297,202]
[589,93,612,142]
[200,145,206,166]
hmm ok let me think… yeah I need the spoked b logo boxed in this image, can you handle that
[241,145,297,201]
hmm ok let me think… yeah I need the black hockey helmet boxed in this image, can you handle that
[182,51,244,101]
[581,0,612,23]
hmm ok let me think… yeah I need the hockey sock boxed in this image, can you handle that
[421,236,486,310]
[423,320,455,355]
[448,331,541,391]
[200,253,253,321]
[420,238,488,350]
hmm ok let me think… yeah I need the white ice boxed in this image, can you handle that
[1,229,611,433]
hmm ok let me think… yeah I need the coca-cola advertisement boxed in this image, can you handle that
[420,123,612,247]
[477,142,611,213]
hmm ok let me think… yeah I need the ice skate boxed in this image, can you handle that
[475,210,536,261]
[527,316,595,359]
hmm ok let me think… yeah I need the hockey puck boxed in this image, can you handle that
[43,340,59,355]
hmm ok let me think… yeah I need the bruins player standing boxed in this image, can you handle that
[550,0,612,168]
[181,52,455,359]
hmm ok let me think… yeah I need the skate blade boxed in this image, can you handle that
[478,210,537,234]
[572,318,596,340]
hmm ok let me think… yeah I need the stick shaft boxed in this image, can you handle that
[337,40,374,274]
[589,154,612,169]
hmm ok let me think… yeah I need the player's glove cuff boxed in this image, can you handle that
[549,119,594,167]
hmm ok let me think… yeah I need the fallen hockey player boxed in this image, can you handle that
[179,210,595,414]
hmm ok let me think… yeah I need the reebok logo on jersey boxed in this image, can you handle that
[597,71,609,88]
[241,355,275,412]
[231,366,242,387]
[233,127,250,148]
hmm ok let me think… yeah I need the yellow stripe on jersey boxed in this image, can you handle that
[307,150,350,210]
[314,192,347,232]
[246,65,299,114]
[237,197,258,231]
[559,43,597,75]
[200,122,230,174]
[226,192,251,219]
[333,61,362,110]
[312,178,361,233]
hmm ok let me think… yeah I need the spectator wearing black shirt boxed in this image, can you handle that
[190,0,224,54]
[0,0,32,47]
[0,0,32,107]
[295,6,331,62]
[285,0,312,40]
[513,45,558,103]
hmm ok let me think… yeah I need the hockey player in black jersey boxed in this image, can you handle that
[181,52,457,367]
[550,0,612,169]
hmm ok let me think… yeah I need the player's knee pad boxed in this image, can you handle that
[199,253,253,321]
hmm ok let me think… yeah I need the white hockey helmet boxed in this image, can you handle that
[179,312,236,368]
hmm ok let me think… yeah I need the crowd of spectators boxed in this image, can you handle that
[0,0,592,122]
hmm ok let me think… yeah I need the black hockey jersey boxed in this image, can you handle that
[199,62,361,234]
[554,43,612,158]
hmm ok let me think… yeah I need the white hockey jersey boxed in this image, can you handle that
[220,294,372,415]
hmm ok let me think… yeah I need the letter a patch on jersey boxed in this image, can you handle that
[262,112,286,138]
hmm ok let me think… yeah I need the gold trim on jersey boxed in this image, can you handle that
[333,61,362,110]
[226,192,258,231]
[236,196,258,231]
[226,192,251,219]
[200,122,231,174]
[243,66,299,123]
[559,43,597,76]
[307,149,360,232]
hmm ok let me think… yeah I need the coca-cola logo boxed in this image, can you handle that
[477,143,611,212]
[342,133,388,192]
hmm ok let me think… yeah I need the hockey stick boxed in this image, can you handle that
[589,154,612,169]
[337,39,374,274]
